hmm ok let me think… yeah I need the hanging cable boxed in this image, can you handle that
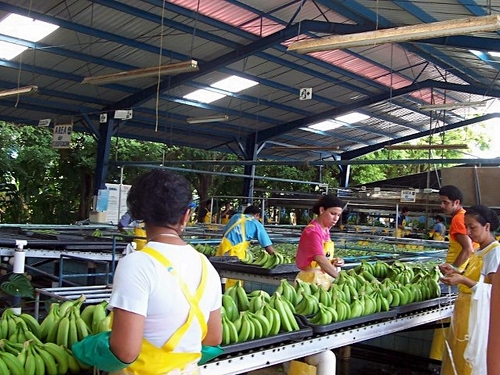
[155,0,168,132]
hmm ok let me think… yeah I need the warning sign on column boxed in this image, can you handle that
[52,124,72,148]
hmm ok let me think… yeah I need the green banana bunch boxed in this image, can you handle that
[332,298,351,321]
[64,346,89,374]
[252,251,270,267]
[39,304,60,341]
[221,314,239,345]
[241,250,254,264]
[294,279,312,297]
[40,342,70,375]
[328,283,347,303]
[222,294,239,321]
[261,252,283,269]
[308,303,338,325]
[0,309,17,340]
[270,292,299,333]
[233,281,249,312]
[275,279,297,305]
[0,349,24,375]
[91,300,109,334]
[248,294,266,313]
[295,293,319,316]
[9,319,41,345]
[349,298,364,319]
[261,305,281,336]
[372,260,389,279]
[236,313,255,342]
[194,244,216,257]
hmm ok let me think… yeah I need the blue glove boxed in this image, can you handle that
[199,345,224,365]
[72,331,130,372]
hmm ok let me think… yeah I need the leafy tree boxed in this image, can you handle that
[349,125,490,185]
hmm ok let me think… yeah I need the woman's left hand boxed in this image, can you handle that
[440,273,462,286]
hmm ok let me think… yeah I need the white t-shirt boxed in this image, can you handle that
[480,242,500,277]
[109,242,222,352]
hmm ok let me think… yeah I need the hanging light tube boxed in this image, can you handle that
[287,15,500,53]
[82,60,199,85]
[0,85,38,98]
[418,100,489,111]
[385,144,468,150]
[186,115,229,124]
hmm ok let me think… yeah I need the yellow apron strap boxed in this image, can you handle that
[140,247,208,349]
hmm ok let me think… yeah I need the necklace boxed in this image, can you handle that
[148,233,180,242]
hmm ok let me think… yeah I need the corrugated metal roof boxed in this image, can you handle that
[0,0,499,164]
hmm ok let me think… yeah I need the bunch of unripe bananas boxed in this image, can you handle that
[296,260,443,325]
[40,297,110,350]
[193,244,216,257]
[242,250,294,269]
[0,339,87,375]
[221,281,300,345]
[0,295,112,374]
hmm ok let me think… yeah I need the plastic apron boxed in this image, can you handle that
[216,215,250,288]
[430,230,474,360]
[203,210,211,224]
[395,216,406,238]
[111,246,208,375]
[133,223,147,250]
[295,228,335,290]
[440,242,496,375]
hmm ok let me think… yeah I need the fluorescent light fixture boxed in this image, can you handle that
[385,144,468,150]
[82,60,199,85]
[0,13,59,60]
[0,85,38,98]
[287,15,500,53]
[419,100,489,111]
[335,112,370,123]
[270,146,340,151]
[186,115,229,124]
[183,75,259,104]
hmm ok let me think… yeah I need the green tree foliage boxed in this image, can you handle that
[0,121,492,224]
[349,126,490,185]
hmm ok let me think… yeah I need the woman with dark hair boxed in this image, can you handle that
[439,205,500,375]
[295,194,345,290]
[289,194,344,375]
[73,169,223,375]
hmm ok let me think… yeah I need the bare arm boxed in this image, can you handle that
[453,233,474,267]
[314,255,339,278]
[488,267,500,375]
[109,308,144,364]
[202,308,223,346]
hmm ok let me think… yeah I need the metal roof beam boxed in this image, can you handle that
[255,79,500,143]
[341,113,500,160]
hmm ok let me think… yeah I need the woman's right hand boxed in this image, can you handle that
[331,257,344,267]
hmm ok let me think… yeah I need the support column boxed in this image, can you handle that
[94,115,115,193]
[339,164,351,188]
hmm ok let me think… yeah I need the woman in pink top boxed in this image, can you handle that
[295,194,345,290]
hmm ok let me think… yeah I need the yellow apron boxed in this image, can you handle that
[112,247,208,375]
[440,242,497,375]
[295,228,335,290]
[216,216,251,288]
[432,231,445,241]
[395,217,407,238]
[203,210,211,224]
[133,223,147,250]
[430,232,475,360]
